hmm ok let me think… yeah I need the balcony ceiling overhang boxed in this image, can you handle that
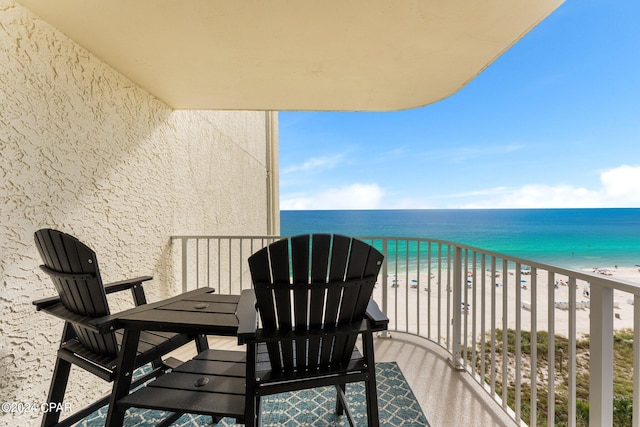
[18,0,563,111]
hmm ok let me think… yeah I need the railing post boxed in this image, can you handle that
[634,294,640,427]
[589,283,614,427]
[181,238,188,293]
[379,238,391,338]
[450,245,464,370]
[547,271,555,426]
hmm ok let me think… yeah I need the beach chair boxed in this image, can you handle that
[33,229,203,427]
[237,234,388,426]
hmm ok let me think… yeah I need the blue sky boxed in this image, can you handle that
[279,1,640,210]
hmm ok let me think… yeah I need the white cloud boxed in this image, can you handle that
[458,165,640,209]
[600,165,640,201]
[281,183,385,210]
[280,165,640,210]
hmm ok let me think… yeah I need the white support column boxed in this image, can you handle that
[265,111,280,236]
[589,283,614,427]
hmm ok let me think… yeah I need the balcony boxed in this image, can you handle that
[171,235,640,427]
[4,2,571,424]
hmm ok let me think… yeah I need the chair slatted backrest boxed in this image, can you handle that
[35,229,119,358]
[248,234,384,372]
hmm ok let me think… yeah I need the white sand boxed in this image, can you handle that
[373,266,640,341]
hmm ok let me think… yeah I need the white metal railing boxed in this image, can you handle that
[171,235,640,427]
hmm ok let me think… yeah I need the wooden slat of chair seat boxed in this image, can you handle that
[115,330,183,353]
[58,341,118,381]
[57,324,193,383]
[61,340,117,368]
[114,330,193,365]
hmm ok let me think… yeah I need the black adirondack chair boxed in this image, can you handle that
[237,234,388,427]
[32,229,205,427]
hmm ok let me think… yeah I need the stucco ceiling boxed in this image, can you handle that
[18,0,563,111]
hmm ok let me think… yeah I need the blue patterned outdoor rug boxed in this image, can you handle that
[77,362,427,426]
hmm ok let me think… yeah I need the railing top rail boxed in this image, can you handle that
[171,234,640,294]
[171,235,286,240]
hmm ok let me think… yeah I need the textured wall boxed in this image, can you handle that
[0,1,271,424]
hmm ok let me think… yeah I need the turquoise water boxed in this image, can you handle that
[280,209,640,269]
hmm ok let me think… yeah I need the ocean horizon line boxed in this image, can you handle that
[281,208,640,270]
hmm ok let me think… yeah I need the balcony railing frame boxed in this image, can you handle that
[171,235,640,427]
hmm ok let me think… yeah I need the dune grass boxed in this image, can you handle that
[473,329,634,426]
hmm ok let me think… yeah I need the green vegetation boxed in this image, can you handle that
[469,329,635,426]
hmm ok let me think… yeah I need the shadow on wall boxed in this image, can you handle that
[1,2,270,424]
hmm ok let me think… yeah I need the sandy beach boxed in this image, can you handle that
[373,265,640,342]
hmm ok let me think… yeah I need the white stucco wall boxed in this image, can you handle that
[0,1,274,425]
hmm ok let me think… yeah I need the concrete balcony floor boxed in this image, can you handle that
[374,333,516,427]
[171,333,516,427]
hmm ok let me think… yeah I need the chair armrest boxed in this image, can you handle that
[33,295,64,310]
[104,276,153,294]
[35,301,119,334]
[33,276,153,309]
[105,275,153,306]
[236,289,258,344]
[365,299,389,328]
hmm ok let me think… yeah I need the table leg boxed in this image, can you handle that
[195,334,209,352]
[105,329,140,427]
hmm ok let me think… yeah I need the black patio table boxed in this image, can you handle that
[104,287,246,426]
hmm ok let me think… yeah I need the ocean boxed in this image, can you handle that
[280,209,640,269]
